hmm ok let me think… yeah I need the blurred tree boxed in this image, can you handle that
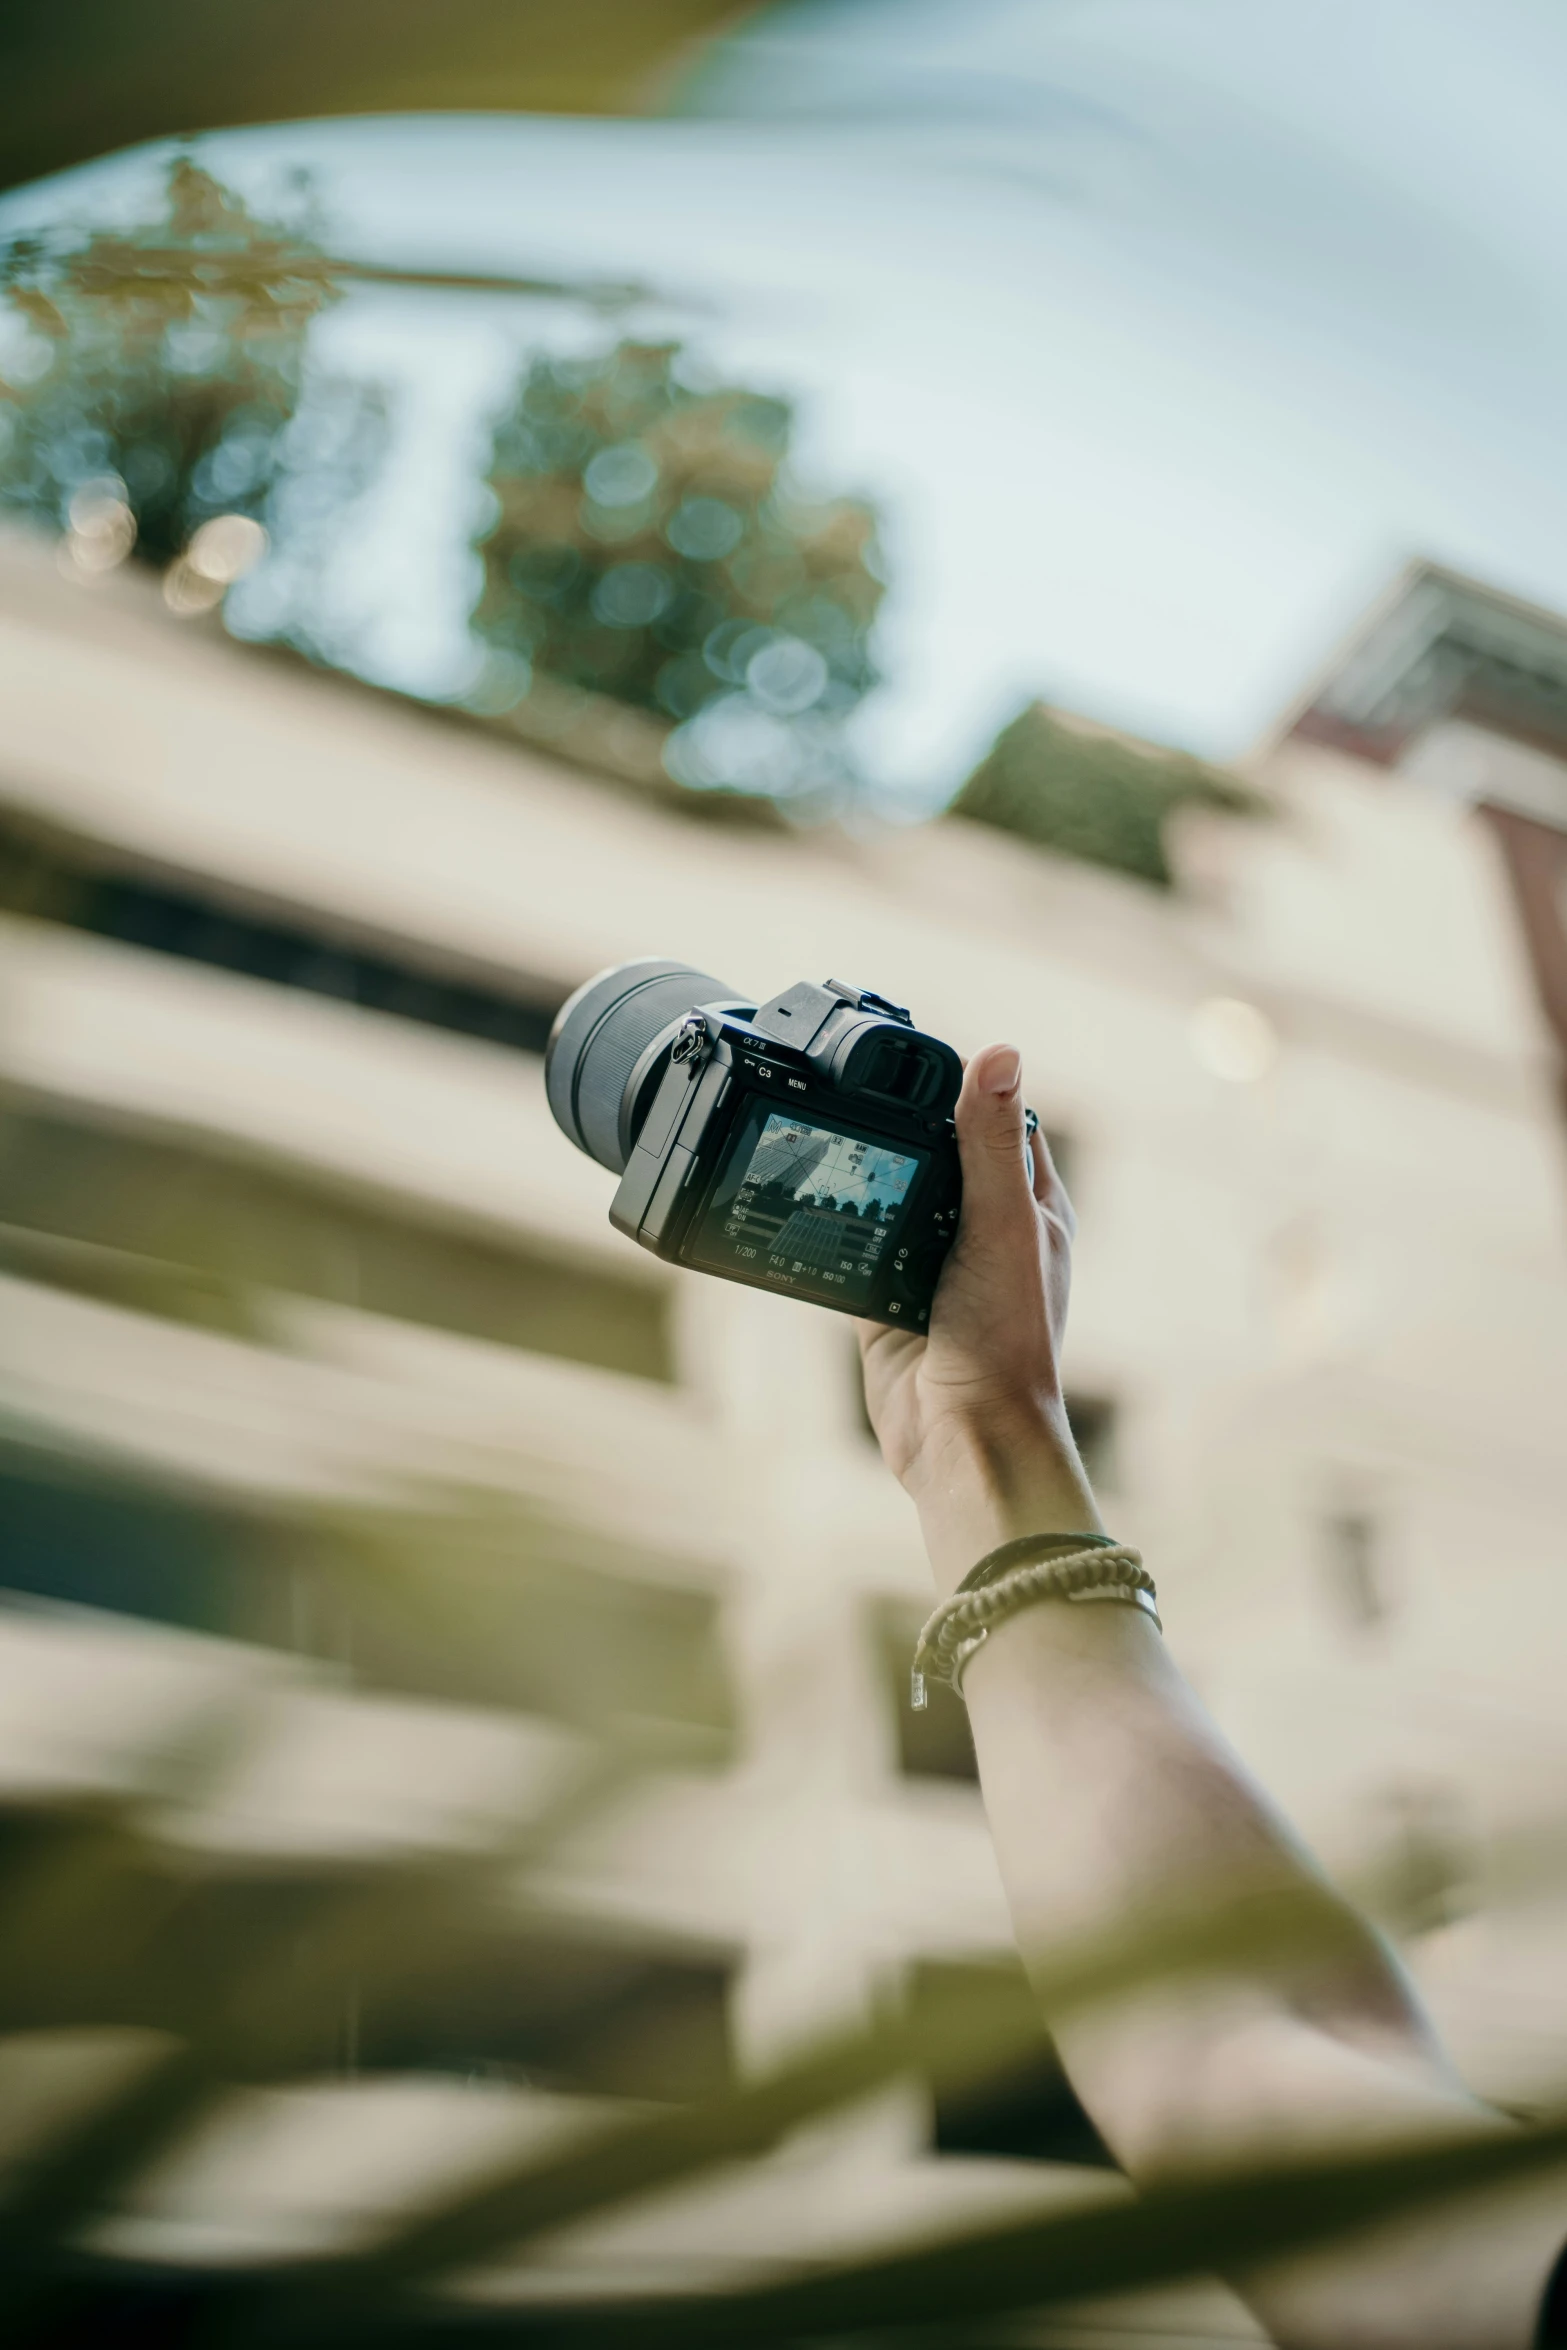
[951,701,1259,887]
[471,341,886,808]
[0,157,386,644]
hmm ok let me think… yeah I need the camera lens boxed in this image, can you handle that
[546,958,737,1174]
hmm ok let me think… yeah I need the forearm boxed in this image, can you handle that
[910,1435,1567,2345]
[910,1427,1472,2169]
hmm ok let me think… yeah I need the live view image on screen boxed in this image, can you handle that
[692,1109,924,1303]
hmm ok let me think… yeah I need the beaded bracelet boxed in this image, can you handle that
[911,1533,1159,1709]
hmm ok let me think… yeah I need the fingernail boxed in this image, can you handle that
[984,1046,1021,1097]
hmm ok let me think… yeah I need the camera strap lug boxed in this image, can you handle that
[671,1014,712,1068]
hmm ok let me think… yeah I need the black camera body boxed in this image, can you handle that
[546,961,968,1327]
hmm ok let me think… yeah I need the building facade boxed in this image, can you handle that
[2,534,1566,2337]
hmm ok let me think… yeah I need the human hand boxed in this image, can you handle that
[856,1043,1102,1592]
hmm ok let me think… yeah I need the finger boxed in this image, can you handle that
[954,1043,1037,1246]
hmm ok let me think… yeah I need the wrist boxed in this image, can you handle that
[904,1404,1105,1598]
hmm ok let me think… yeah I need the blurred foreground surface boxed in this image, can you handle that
[2,519,1567,2342]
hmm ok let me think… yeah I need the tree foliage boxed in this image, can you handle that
[0,158,385,638]
[952,701,1259,887]
[472,340,886,808]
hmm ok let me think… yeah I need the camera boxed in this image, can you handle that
[546,960,972,1327]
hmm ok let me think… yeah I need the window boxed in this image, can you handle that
[1064,1392,1118,1492]
[356,1928,736,2098]
[1324,1510,1386,1631]
[0,1444,283,1647]
[908,1960,1113,2167]
[0,1450,735,1746]
[341,1500,736,1744]
[873,1599,977,1783]
[0,1108,673,1382]
[0,806,567,1054]
[0,1772,735,2096]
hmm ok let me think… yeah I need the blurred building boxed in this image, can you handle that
[2,533,1566,2339]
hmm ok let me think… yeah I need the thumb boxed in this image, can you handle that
[954,1043,1035,1243]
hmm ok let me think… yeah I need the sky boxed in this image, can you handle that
[7,0,1567,809]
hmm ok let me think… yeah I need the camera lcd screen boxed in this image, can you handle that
[688,1104,926,1304]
